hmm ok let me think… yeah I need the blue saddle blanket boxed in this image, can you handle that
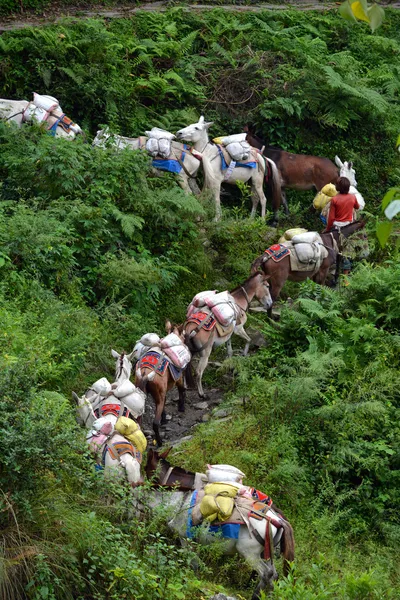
[217,145,257,170]
[186,491,240,540]
[152,144,190,174]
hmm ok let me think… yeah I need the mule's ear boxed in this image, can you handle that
[335,156,343,168]
[111,349,120,359]
[165,319,172,333]
[348,161,353,169]
[199,115,205,124]
[126,350,135,361]
[160,447,173,459]
[72,391,80,404]
[204,121,214,129]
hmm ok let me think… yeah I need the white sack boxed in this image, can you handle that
[350,186,365,210]
[145,138,159,157]
[33,93,59,111]
[121,389,146,417]
[225,141,251,162]
[140,333,161,347]
[205,291,236,327]
[113,379,136,399]
[91,377,112,396]
[145,127,175,140]
[207,464,246,483]
[133,342,147,361]
[291,232,320,245]
[158,138,172,159]
[192,290,217,308]
[220,133,247,145]
[164,344,191,370]
[161,333,183,349]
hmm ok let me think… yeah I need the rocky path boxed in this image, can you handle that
[141,368,228,448]
[4,0,398,32]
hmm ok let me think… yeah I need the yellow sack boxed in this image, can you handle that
[114,417,147,453]
[199,482,239,522]
[200,495,234,522]
[313,184,337,211]
[321,183,337,197]
[283,227,308,241]
[213,137,224,144]
[204,483,240,497]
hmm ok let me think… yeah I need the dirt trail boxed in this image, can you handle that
[0,1,378,33]
[141,373,226,447]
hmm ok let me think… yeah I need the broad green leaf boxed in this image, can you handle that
[381,187,400,211]
[339,0,357,22]
[396,133,400,149]
[384,200,400,220]
[367,3,385,32]
[376,221,394,247]
[0,258,5,267]
[351,1,370,23]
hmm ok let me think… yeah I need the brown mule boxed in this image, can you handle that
[245,126,339,225]
[184,272,273,398]
[251,221,366,311]
[135,321,187,447]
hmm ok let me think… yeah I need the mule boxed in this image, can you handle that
[251,221,366,310]
[145,447,289,523]
[0,98,82,139]
[132,484,295,599]
[184,273,273,398]
[92,128,201,194]
[72,349,145,487]
[176,116,281,221]
[135,322,188,447]
[245,126,360,223]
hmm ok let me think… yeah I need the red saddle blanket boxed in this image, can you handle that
[187,311,216,331]
[264,243,290,262]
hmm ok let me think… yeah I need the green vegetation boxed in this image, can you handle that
[0,7,399,600]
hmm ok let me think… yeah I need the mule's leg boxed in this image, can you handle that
[251,560,278,599]
[226,338,233,358]
[152,390,166,447]
[196,344,214,398]
[176,173,192,194]
[282,189,290,215]
[119,454,142,487]
[176,376,186,412]
[251,180,267,219]
[234,325,252,356]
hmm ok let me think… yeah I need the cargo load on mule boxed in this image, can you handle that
[186,289,239,329]
[145,127,175,159]
[133,332,191,371]
[266,230,329,274]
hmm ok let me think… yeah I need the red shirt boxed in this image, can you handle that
[327,193,360,231]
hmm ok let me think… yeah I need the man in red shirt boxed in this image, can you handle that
[326,176,360,277]
[327,176,360,231]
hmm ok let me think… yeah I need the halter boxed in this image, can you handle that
[240,285,251,309]
[116,352,126,379]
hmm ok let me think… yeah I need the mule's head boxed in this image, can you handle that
[176,115,214,143]
[335,156,357,188]
[111,348,135,381]
[254,273,273,310]
[165,319,185,341]
[145,447,173,481]
[92,127,111,147]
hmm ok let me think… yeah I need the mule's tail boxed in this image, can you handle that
[280,520,295,576]
[263,157,282,216]
[183,328,197,389]
[251,253,267,274]
[135,368,156,392]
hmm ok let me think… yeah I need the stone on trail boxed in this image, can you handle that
[213,408,231,418]
[210,594,238,600]
[194,401,209,410]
